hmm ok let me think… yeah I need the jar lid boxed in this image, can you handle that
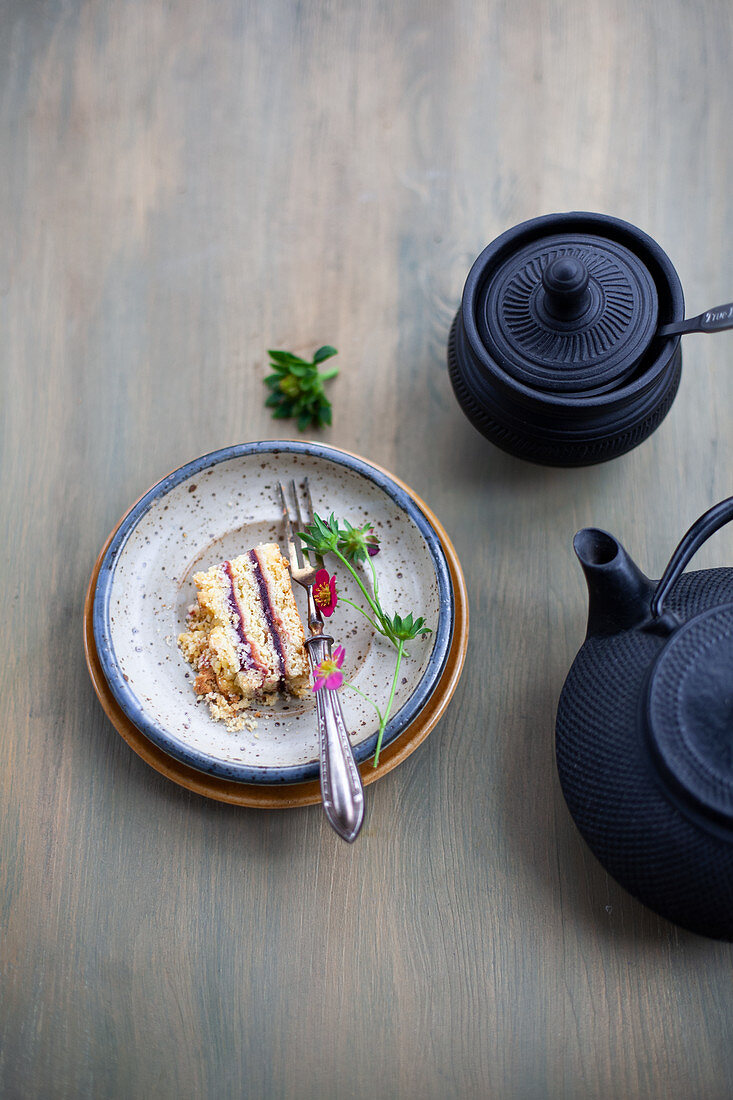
[645,605,733,830]
[476,226,660,395]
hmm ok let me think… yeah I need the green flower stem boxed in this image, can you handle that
[332,547,380,615]
[373,639,405,768]
[338,597,383,635]
[368,554,380,600]
[343,683,384,727]
[332,547,400,649]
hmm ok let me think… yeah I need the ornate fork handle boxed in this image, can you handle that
[277,476,365,842]
[305,633,364,843]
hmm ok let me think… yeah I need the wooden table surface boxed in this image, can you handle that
[4,2,733,1097]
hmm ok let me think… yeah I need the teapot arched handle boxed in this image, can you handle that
[651,496,733,622]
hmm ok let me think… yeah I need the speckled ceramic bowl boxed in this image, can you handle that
[92,441,455,783]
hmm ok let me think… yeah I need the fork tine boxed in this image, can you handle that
[277,480,290,528]
[289,479,305,531]
[278,480,305,570]
[291,479,314,570]
[302,477,324,567]
[302,477,316,525]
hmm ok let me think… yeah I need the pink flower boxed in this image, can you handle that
[313,645,345,692]
[312,568,338,617]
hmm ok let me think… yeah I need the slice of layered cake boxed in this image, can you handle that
[178,543,310,727]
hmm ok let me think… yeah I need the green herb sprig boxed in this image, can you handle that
[264,346,338,431]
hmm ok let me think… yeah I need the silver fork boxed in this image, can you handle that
[278,478,365,843]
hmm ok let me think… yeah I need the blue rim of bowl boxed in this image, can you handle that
[92,440,455,783]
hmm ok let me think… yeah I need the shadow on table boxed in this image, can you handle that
[76,673,319,854]
[439,418,624,496]
[438,434,719,952]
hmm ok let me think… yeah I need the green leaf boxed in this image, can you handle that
[313,345,338,363]
[384,609,432,641]
[298,514,338,555]
[271,405,293,419]
[268,350,307,365]
[264,374,282,387]
[297,411,312,432]
[317,366,339,382]
[265,393,285,408]
[287,363,313,379]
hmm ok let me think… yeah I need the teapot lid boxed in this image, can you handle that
[475,213,661,395]
[645,605,733,830]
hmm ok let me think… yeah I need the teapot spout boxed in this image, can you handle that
[574,528,655,638]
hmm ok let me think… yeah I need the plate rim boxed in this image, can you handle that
[91,440,455,782]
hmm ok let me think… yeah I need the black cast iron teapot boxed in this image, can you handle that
[556,497,733,939]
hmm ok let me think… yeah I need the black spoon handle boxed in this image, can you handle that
[658,302,733,338]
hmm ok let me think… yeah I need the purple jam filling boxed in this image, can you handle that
[248,549,286,686]
[222,561,263,677]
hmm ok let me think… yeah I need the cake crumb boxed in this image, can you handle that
[194,667,217,696]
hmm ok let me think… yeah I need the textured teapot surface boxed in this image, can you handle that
[447,211,685,468]
[556,505,733,941]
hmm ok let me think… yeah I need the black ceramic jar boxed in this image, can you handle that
[448,212,685,467]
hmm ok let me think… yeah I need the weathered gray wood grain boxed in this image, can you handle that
[2,0,733,1097]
